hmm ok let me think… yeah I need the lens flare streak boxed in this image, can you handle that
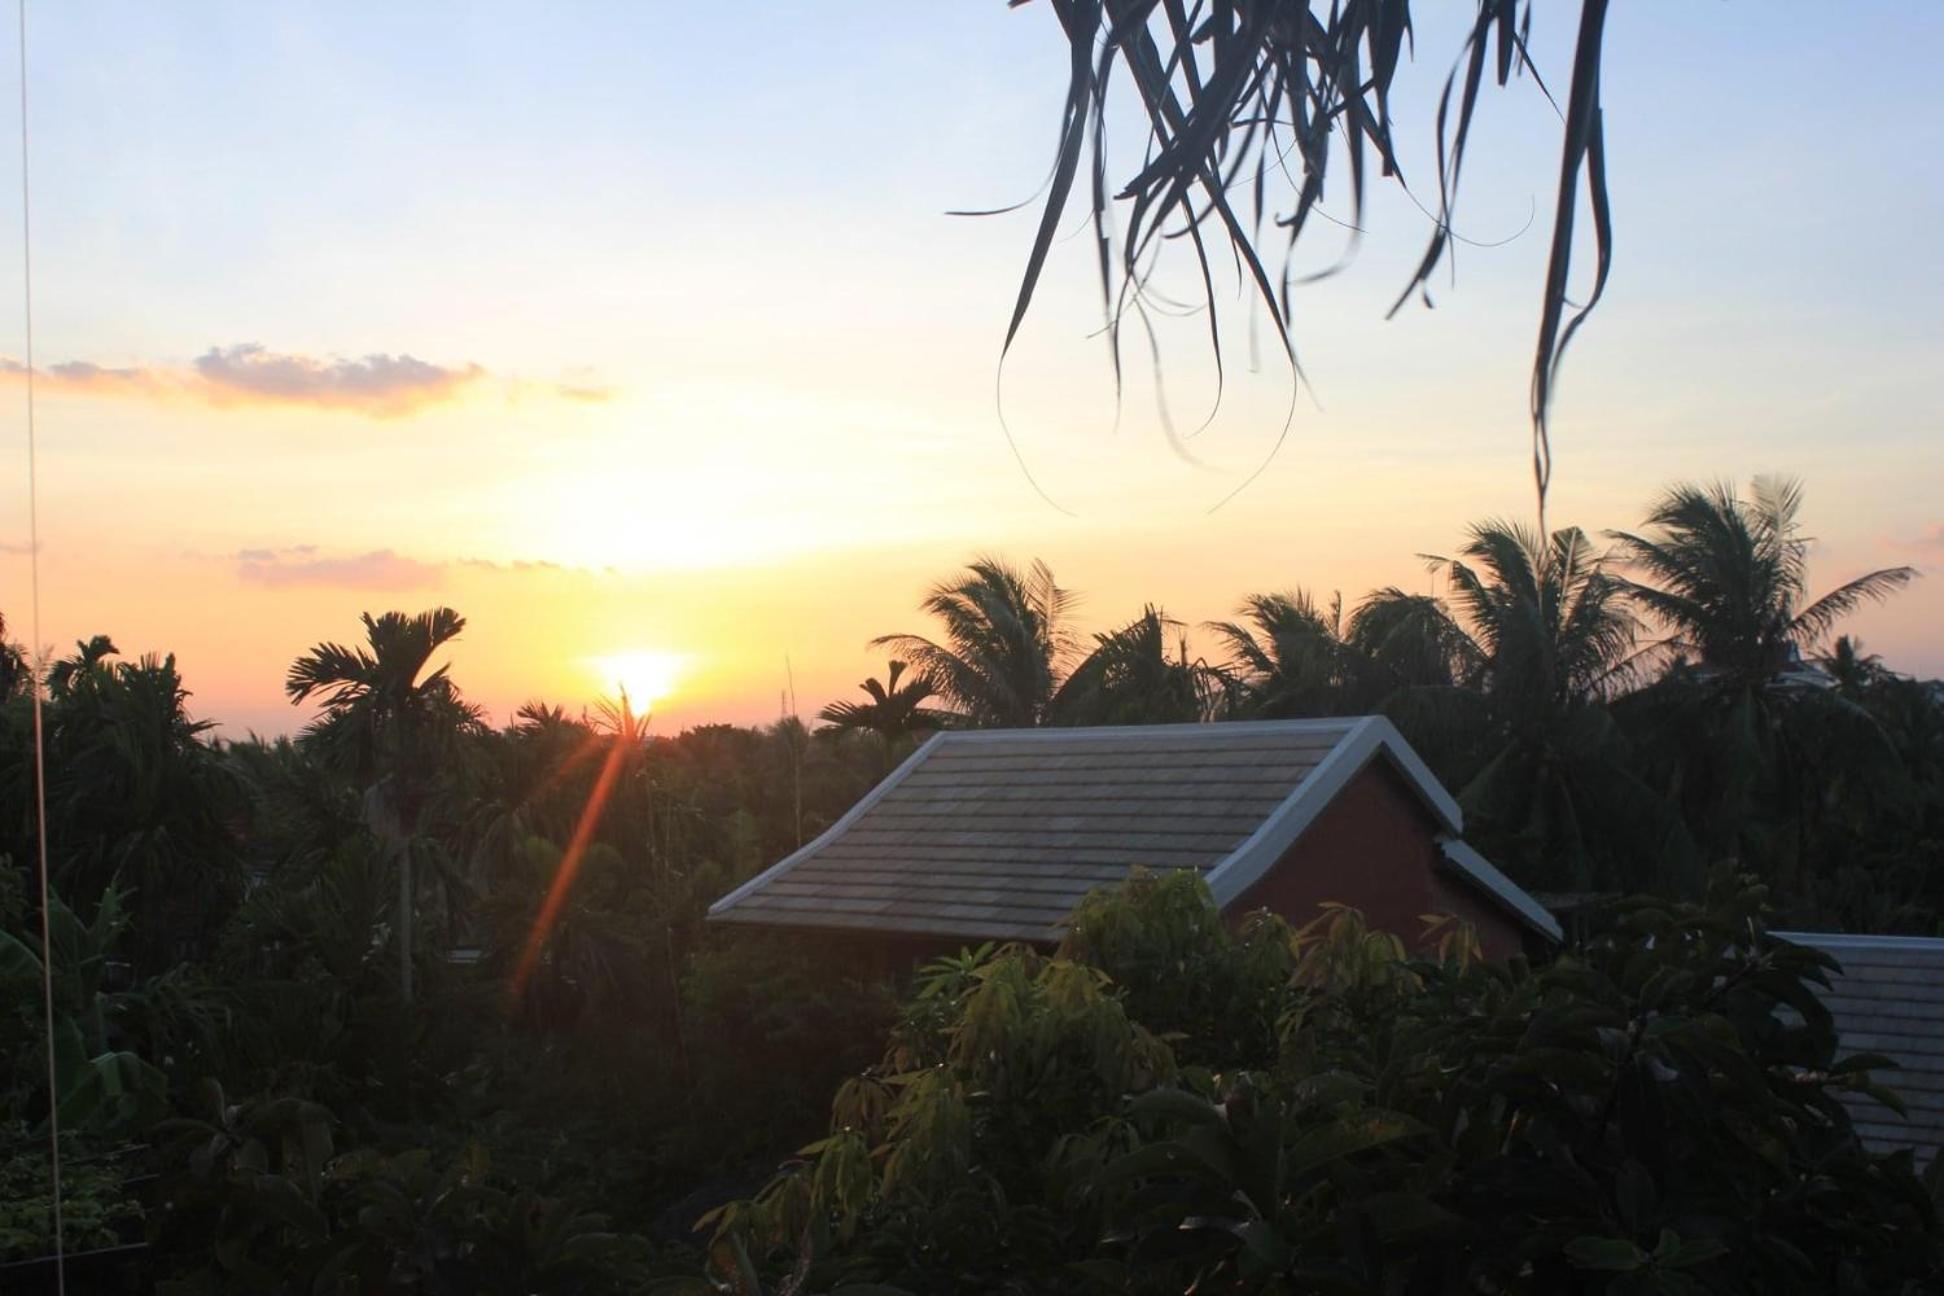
[508,732,629,1005]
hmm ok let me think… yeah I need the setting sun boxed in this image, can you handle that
[589,650,687,709]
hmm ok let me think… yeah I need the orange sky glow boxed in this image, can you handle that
[0,5,1936,738]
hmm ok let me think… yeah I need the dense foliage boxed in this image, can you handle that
[0,478,1936,1289]
[0,634,897,1288]
[698,874,1943,1294]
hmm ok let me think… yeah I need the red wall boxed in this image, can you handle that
[1229,758,1527,961]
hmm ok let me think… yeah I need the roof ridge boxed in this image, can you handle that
[935,717,1366,744]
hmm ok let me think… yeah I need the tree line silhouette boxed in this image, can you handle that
[0,476,1935,1288]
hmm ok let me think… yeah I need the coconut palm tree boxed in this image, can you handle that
[1344,589,1483,696]
[1607,480,1917,891]
[1427,522,1688,891]
[872,557,1076,728]
[1208,591,1363,718]
[286,607,480,1002]
[1441,523,1638,710]
[818,661,950,770]
[1608,478,1916,688]
[1048,606,1228,726]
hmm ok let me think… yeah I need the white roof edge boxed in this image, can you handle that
[933,717,1363,744]
[1206,716,1463,907]
[1436,838,1564,943]
[1361,715,1463,835]
[707,730,949,918]
[1774,931,1944,953]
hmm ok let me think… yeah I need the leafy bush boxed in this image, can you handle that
[1059,870,1295,1067]
[700,875,1943,1294]
[0,1140,143,1261]
[0,884,175,1137]
[678,932,901,1169]
[154,1080,654,1294]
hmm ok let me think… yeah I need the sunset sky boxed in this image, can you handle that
[0,3,1938,736]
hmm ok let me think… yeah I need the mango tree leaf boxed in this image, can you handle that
[1284,1111,1421,1176]
[1231,1218,1295,1270]
[1129,1086,1225,1128]
[251,1174,330,1239]
[1356,1190,1462,1241]
[1657,1232,1728,1269]
[1564,1235,1647,1271]
[0,928,41,983]
[1289,1071,1366,1111]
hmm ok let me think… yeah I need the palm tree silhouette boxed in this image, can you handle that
[817,660,949,768]
[1344,588,1483,697]
[1608,478,1915,688]
[1208,590,1362,718]
[286,607,478,1002]
[1048,606,1228,726]
[1426,522,1680,890]
[872,556,1076,728]
[1607,480,1917,883]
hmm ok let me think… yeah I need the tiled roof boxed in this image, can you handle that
[709,717,1542,945]
[1777,931,1944,1160]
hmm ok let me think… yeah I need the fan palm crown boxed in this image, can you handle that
[285,607,478,1002]
[286,607,478,785]
[818,660,949,747]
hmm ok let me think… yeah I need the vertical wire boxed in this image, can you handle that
[17,0,65,1290]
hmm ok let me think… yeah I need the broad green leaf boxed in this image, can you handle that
[1129,1086,1225,1127]
[1357,1190,1461,1240]
[1564,1235,1647,1272]
[1284,1111,1420,1176]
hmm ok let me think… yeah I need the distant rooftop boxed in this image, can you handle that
[1777,931,1944,1159]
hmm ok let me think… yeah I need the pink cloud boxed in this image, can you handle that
[237,548,444,590]
[193,345,480,415]
[0,344,612,418]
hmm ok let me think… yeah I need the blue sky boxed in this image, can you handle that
[0,2,1937,732]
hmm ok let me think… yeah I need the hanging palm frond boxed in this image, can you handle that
[1001,0,1613,512]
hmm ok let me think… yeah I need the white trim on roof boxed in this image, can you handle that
[1437,838,1564,943]
[931,717,1362,744]
[1774,931,1944,953]
[1201,716,1462,907]
[706,730,949,918]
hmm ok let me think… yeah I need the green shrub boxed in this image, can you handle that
[153,1081,654,1294]
[701,875,1943,1294]
[0,1140,143,1261]
[678,931,900,1170]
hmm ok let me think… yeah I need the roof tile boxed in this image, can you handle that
[708,719,1548,947]
[1779,932,1944,1162]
